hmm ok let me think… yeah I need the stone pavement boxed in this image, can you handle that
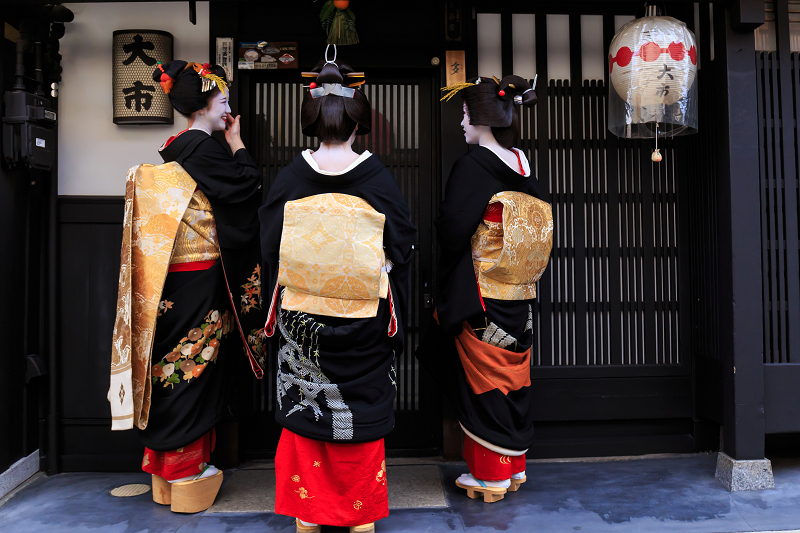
[2,453,800,532]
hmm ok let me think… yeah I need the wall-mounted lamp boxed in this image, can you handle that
[112,30,173,125]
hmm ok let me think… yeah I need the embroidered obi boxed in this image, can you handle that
[170,189,220,265]
[277,193,389,318]
[471,191,554,300]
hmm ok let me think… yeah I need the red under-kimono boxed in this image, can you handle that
[463,434,526,481]
[274,429,389,527]
[142,430,215,481]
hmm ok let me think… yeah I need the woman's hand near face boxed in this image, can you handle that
[225,114,246,153]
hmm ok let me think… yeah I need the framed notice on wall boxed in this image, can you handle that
[216,37,234,82]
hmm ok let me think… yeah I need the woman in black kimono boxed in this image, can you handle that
[416,75,552,503]
[259,49,415,533]
[110,60,265,513]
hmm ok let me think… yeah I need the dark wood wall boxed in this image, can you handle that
[57,198,142,471]
[0,6,48,475]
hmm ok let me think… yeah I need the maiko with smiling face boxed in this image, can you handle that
[416,75,554,503]
[108,60,266,514]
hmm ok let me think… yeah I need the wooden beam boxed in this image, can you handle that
[732,0,765,31]
[713,4,765,461]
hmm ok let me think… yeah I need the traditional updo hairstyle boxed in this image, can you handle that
[300,58,371,142]
[460,75,537,149]
[152,60,229,118]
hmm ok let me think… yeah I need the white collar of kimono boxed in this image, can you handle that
[302,149,372,176]
[482,144,531,178]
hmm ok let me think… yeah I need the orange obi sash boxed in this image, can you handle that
[454,320,531,396]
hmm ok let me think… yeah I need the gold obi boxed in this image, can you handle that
[471,191,554,300]
[277,193,389,318]
[170,189,220,264]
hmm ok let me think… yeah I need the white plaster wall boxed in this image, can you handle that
[59,2,209,196]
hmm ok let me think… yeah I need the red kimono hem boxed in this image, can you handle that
[463,433,526,481]
[275,429,389,527]
[142,429,215,481]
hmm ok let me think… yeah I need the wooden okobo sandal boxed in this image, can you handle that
[295,519,322,533]
[151,475,171,505]
[169,470,223,513]
[455,476,507,503]
[350,523,375,533]
[508,476,527,492]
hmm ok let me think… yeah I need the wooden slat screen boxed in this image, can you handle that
[755,52,800,364]
[519,79,681,367]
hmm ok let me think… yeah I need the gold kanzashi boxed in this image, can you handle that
[440,82,476,102]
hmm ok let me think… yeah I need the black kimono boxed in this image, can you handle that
[417,146,545,452]
[139,130,266,451]
[259,152,416,443]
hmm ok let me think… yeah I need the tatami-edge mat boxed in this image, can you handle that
[206,465,447,513]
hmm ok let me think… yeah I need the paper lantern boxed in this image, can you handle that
[113,30,173,125]
[608,6,698,139]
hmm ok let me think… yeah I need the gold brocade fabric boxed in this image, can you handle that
[108,162,197,431]
[170,189,220,264]
[471,191,554,300]
[277,193,389,318]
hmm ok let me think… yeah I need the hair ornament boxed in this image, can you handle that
[324,44,338,67]
[498,89,506,97]
[440,81,476,102]
[514,86,535,106]
[310,83,356,98]
[157,63,174,94]
[191,62,229,98]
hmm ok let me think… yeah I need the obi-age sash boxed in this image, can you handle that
[277,193,390,319]
[471,191,554,300]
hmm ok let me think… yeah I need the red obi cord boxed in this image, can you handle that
[142,429,216,481]
[169,260,217,273]
[274,429,389,527]
[462,433,526,481]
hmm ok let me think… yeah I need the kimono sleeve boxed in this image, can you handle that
[258,168,293,339]
[370,173,416,337]
[181,137,262,205]
[434,156,497,332]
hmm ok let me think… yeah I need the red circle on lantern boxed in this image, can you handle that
[639,41,662,62]
[668,41,685,61]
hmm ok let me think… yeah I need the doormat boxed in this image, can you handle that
[207,465,447,513]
